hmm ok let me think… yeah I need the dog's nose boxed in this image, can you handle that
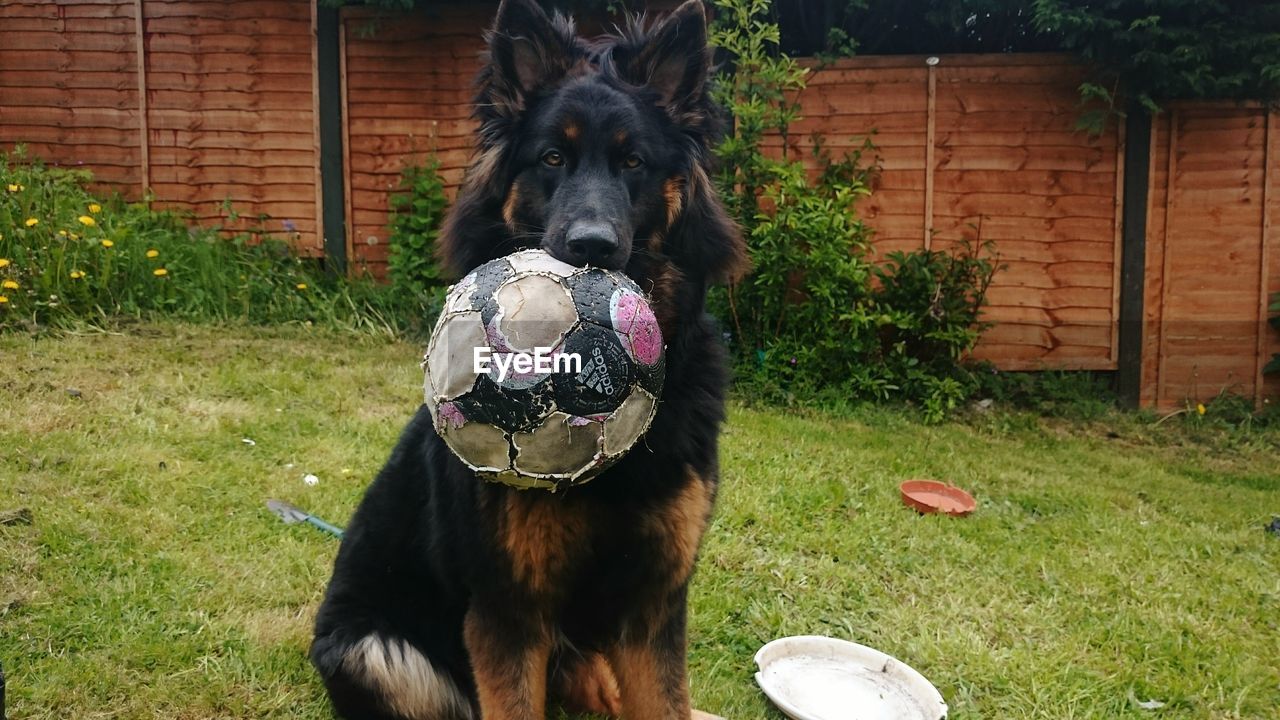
[565,222,619,267]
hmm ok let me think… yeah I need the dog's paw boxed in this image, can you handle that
[553,652,622,717]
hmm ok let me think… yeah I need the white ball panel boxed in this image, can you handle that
[443,271,478,314]
[426,310,487,402]
[440,421,511,472]
[511,411,602,477]
[494,274,577,353]
[603,387,657,457]
[506,248,577,277]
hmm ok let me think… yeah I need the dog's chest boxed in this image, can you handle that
[494,468,714,601]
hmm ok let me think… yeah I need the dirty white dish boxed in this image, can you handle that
[754,636,947,720]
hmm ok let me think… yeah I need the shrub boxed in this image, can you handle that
[710,0,999,420]
[0,148,407,334]
[386,157,448,302]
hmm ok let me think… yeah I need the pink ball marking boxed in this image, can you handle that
[612,290,662,366]
[438,401,466,429]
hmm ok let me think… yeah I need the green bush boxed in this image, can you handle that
[710,0,999,420]
[386,158,448,302]
[0,148,408,334]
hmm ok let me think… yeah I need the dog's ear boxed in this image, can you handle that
[620,0,710,115]
[483,0,575,108]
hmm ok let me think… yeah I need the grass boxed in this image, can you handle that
[2,325,1278,719]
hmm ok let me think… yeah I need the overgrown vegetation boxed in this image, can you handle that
[385,157,449,333]
[0,149,409,335]
[710,0,1000,420]
[771,1,1280,115]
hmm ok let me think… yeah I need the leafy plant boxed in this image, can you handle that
[386,158,448,306]
[710,0,1000,420]
[709,0,809,226]
[869,235,1000,420]
[1031,0,1280,111]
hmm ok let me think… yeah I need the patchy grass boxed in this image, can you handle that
[2,325,1278,719]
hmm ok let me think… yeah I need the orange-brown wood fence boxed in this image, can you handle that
[1143,106,1279,409]
[1,0,1276,409]
[0,0,321,251]
[783,55,1124,372]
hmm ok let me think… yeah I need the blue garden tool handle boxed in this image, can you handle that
[305,515,344,538]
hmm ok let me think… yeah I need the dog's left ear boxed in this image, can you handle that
[621,0,710,115]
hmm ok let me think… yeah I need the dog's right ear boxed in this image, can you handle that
[482,0,574,111]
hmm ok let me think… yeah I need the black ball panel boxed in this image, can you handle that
[470,257,515,324]
[568,269,621,329]
[552,323,635,416]
[452,374,556,434]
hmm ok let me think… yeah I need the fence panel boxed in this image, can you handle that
[340,6,488,275]
[0,0,142,190]
[142,0,320,251]
[1145,106,1276,409]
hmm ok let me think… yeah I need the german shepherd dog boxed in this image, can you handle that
[310,0,746,717]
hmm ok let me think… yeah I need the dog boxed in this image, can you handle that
[310,1,747,717]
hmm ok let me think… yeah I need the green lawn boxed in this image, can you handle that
[2,325,1278,719]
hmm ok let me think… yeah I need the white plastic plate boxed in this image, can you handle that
[754,636,948,720]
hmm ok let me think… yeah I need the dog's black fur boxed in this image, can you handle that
[310,1,746,718]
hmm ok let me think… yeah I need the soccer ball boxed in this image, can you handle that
[423,249,665,489]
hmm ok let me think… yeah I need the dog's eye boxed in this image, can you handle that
[541,150,564,167]
[623,153,644,170]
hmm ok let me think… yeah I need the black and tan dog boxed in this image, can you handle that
[310,1,746,717]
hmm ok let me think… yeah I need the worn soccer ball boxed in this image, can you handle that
[423,249,665,489]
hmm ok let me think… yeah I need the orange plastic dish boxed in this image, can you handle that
[899,480,976,517]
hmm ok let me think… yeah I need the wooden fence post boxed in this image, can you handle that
[316,0,348,274]
[1115,106,1153,408]
[134,0,149,198]
[1154,110,1179,408]
[923,57,937,250]
[1256,108,1274,407]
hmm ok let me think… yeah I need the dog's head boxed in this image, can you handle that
[441,0,746,301]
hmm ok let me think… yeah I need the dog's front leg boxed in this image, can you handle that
[464,602,552,720]
[608,586,692,720]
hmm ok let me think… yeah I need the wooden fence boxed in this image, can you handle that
[1,0,1276,408]
[782,55,1124,372]
[1143,107,1279,409]
[0,0,322,250]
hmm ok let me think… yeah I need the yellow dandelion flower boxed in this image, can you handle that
[296,283,308,290]
[153,268,168,277]
[58,230,68,237]
[1196,403,1206,416]
[89,203,102,214]
[6,183,22,193]
[100,239,114,248]
[78,215,97,227]
[69,270,85,279]
[1,280,18,290]
[0,295,8,305]
[0,258,9,268]
[24,217,39,227]
[146,249,159,258]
